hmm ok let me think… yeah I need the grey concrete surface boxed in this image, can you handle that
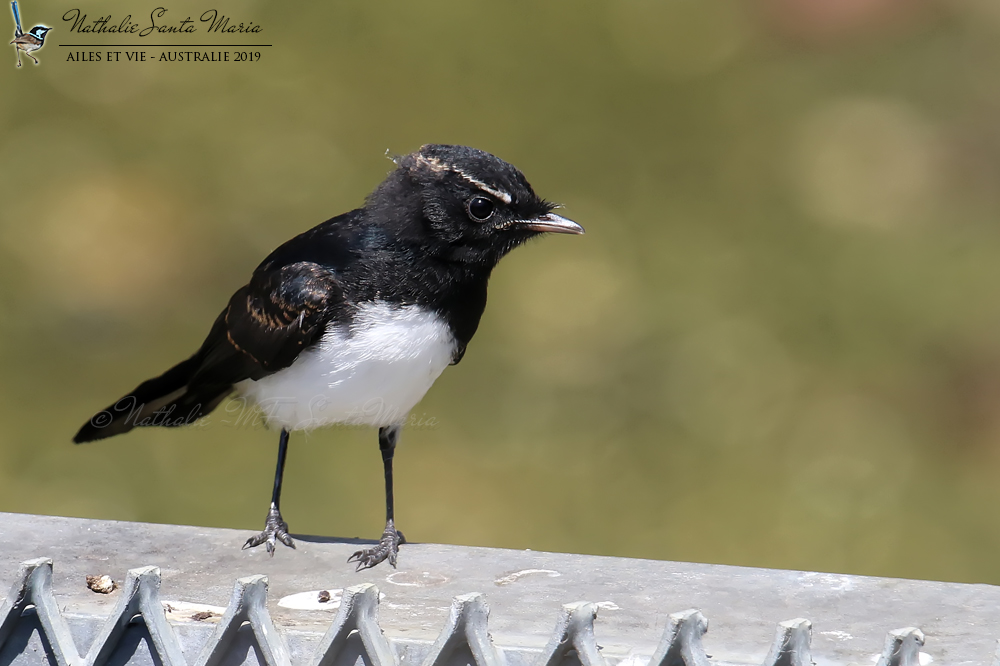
[0,512,997,666]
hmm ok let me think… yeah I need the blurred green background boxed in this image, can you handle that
[3,0,1000,583]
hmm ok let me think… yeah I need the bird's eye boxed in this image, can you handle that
[467,196,495,222]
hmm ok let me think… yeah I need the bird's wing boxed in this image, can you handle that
[73,260,349,442]
[193,260,349,386]
[73,210,369,442]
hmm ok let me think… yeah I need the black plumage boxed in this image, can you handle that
[74,144,583,569]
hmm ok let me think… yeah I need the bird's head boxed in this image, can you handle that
[368,144,583,266]
[28,26,51,39]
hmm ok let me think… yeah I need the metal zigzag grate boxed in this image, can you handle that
[0,557,948,666]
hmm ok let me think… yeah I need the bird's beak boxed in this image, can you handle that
[515,212,585,235]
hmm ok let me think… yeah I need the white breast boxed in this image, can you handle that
[234,302,456,431]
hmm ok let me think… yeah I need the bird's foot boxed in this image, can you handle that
[348,520,405,571]
[242,504,295,556]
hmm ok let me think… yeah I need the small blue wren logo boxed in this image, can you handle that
[10,1,50,67]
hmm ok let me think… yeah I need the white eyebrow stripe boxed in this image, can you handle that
[415,155,513,204]
[459,173,512,204]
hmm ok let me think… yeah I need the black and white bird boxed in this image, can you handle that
[74,144,584,570]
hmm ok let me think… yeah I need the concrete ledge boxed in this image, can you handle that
[0,512,997,666]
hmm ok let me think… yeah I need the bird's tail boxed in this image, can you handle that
[72,353,233,443]
[11,2,22,36]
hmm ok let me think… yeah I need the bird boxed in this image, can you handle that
[10,25,50,67]
[73,144,584,570]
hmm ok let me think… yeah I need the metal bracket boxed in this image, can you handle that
[876,628,925,666]
[0,557,80,666]
[536,602,606,666]
[649,609,711,666]
[84,566,186,666]
[195,575,291,666]
[312,583,395,666]
[421,593,503,666]
[762,619,813,666]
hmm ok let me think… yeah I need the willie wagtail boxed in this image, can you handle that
[74,144,584,570]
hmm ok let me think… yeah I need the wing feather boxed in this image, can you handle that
[195,261,347,385]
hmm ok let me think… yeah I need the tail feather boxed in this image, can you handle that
[11,2,22,36]
[73,355,232,443]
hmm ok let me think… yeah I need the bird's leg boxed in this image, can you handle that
[243,428,295,555]
[15,49,21,67]
[349,425,405,571]
[27,51,37,64]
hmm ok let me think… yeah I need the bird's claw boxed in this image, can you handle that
[348,520,405,571]
[243,505,295,556]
